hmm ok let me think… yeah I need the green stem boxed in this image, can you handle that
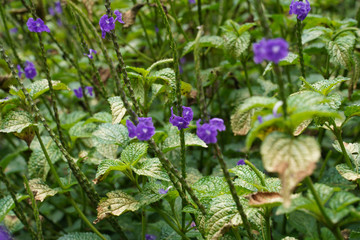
[215,145,254,239]
[197,0,202,25]
[245,160,266,186]
[23,176,44,240]
[318,150,332,181]
[242,60,253,96]
[169,0,190,41]
[304,177,333,227]
[0,168,37,239]
[253,0,271,38]
[331,122,353,168]
[233,228,242,240]
[265,208,271,240]
[274,65,288,118]
[67,194,107,240]
[296,19,306,78]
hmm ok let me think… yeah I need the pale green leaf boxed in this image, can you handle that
[108,97,127,124]
[230,109,254,136]
[345,105,360,118]
[93,159,127,184]
[0,111,35,133]
[230,165,266,192]
[182,36,224,55]
[29,79,69,99]
[58,232,110,240]
[302,26,332,44]
[84,112,112,124]
[147,58,173,74]
[92,123,129,146]
[223,31,251,59]
[279,52,299,66]
[192,176,229,200]
[0,194,29,222]
[121,142,148,166]
[237,96,278,114]
[162,132,207,153]
[28,178,58,202]
[132,158,169,181]
[94,190,141,224]
[126,66,149,77]
[326,33,356,69]
[69,121,97,140]
[335,164,360,181]
[60,111,88,130]
[261,132,321,206]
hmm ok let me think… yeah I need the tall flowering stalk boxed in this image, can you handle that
[154,0,189,232]
[289,0,311,78]
[253,0,271,38]
[194,27,254,240]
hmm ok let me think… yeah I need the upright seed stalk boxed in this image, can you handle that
[193,26,254,240]
[296,18,306,78]
[0,168,37,240]
[0,43,128,240]
[154,0,188,231]
[253,0,272,38]
[23,176,44,240]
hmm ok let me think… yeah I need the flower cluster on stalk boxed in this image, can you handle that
[253,38,289,64]
[99,10,125,39]
[73,86,94,99]
[126,117,156,141]
[169,106,193,130]
[17,61,37,79]
[27,18,50,33]
[196,118,226,144]
[289,0,311,21]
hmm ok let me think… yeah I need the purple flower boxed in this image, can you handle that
[18,61,37,79]
[10,28,18,34]
[27,18,50,33]
[145,234,156,240]
[253,38,289,64]
[126,117,155,141]
[0,226,11,240]
[272,101,283,117]
[114,10,125,24]
[57,19,63,27]
[190,221,196,228]
[237,159,246,165]
[257,115,263,124]
[55,1,62,14]
[209,118,226,131]
[158,186,172,194]
[169,106,193,130]
[189,0,196,4]
[49,7,55,16]
[155,26,159,33]
[73,86,94,98]
[84,49,97,59]
[196,119,219,144]
[99,15,115,39]
[289,0,311,21]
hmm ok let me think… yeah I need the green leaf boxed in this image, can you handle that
[108,97,127,124]
[230,165,266,192]
[335,164,360,181]
[126,66,149,77]
[328,191,360,211]
[261,132,321,206]
[192,176,229,200]
[84,112,112,124]
[0,111,35,133]
[60,111,88,130]
[302,26,332,44]
[28,178,58,202]
[147,58,173,74]
[132,158,169,181]
[307,183,335,204]
[69,121,97,140]
[333,141,360,168]
[237,96,278,114]
[29,79,69,99]
[222,30,251,60]
[0,194,29,222]
[345,104,360,118]
[182,36,224,56]
[288,211,319,239]
[94,190,141,224]
[230,109,254,136]
[309,77,349,96]
[278,52,299,66]
[58,232,110,240]
[92,123,129,146]
[121,142,148,166]
[162,132,207,153]
[93,159,127,184]
[326,33,356,69]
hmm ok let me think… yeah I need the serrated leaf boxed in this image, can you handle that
[108,97,127,124]
[162,132,207,153]
[223,31,251,59]
[29,79,69,99]
[231,109,253,136]
[94,190,141,224]
[310,77,349,96]
[326,33,355,69]
[120,142,148,166]
[230,165,266,192]
[328,191,360,211]
[237,97,278,114]
[69,121,97,140]
[182,36,224,56]
[279,52,298,66]
[126,66,149,77]
[92,123,129,146]
[147,58,173,74]
[333,141,360,168]
[260,132,320,206]
[60,111,88,130]
[58,232,110,240]
[132,158,169,181]
[0,195,29,222]
[0,111,35,133]
[345,105,360,118]
[302,26,332,44]
[28,178,58,202]
[192,176,229,200]
[335,164,360,181]
[93,159,127,184]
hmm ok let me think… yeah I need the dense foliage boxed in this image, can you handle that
[1,0,360,239]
